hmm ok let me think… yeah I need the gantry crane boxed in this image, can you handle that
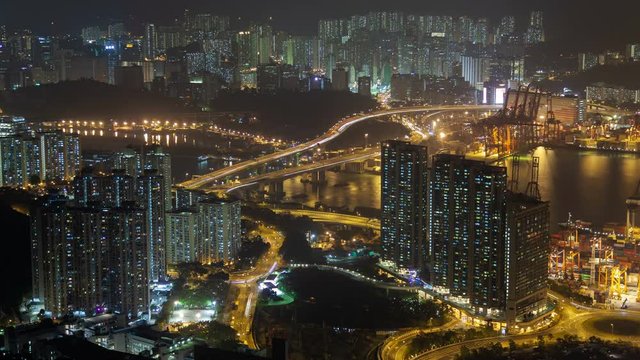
[626,180,640,244]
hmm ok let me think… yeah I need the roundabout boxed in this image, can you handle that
[584,315,640,337]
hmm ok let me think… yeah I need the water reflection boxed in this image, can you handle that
[284,147,640,230]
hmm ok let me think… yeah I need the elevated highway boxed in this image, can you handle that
[210,148,379,193]
[272,208,380,230]
[178,105,502,190]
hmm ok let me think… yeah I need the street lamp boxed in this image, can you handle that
[364,133,369,148]
[611,323,614,335]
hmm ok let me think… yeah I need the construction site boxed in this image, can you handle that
[548,180,640,308]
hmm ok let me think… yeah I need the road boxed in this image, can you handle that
[272,208,380,230]
[213,148,380,193]
[380,319,462,360]
[178,105,502,190]
[224,225,284,349]
[380,292,640,360]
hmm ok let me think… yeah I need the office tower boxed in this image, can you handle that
[357,76,371,96]
[144,145,172,210]
[166,209,199,265]
[143,24,157,60]
[505,193,550,326]
[197,197,241,264]
[137,170,166,281]
[380,140,428,271]
[525,11,545,44]
[429,154,507,314]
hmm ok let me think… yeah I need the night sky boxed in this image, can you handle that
[1,0,639,50]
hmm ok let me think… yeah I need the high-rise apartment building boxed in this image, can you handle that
[144,145,172,210]
[380,140,428,271]
[429,154,550,327]
[137,170,166,281]
[505,193,550,326]
[525,11,545,44]
[39,131,81,182]
[166,209,199,265]
[429,154,508,314]
[31,194,149,317]
[143,23,157,60]
[0,120,79,187]
[197,197,242,264]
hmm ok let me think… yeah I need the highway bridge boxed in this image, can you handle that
[209,148,379,193]
[272,208,380,230]
[178,104,502,190]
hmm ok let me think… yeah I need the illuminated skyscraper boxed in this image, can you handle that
[380,140,428,271]
[0,136,25,186]
[197,197,241,264]
[495,16,516,45]
[137,170,166,281]
[505,193,550,326]
[108,203,149,316]
[39,131,81,182]
[429,155,550,327]
[144,145,172,210]
[112,148,142,178]
[429,155,507,312]
[166,209,199,265]
[1,125,79,187]
[525,11,545,44]
[30,193,72,313]
[143,23,157,60]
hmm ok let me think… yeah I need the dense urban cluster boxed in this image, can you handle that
[381,141,549,328]
[1,4,640,360]
[28,143,242,319]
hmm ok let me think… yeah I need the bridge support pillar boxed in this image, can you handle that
[312,170,326,184]
[267,180,285,201]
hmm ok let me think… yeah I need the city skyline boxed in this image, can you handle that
[2,1,640,359]
[1,0,639,49]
